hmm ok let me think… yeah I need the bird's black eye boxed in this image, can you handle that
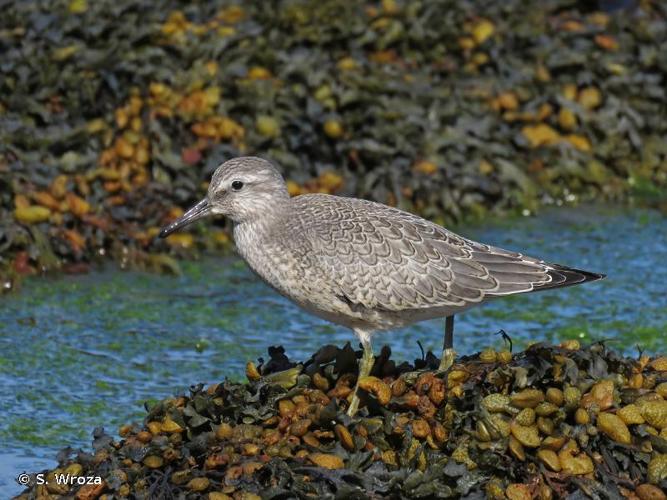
[231,180,244,191]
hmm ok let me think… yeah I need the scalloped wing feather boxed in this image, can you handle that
[287,194,602,314]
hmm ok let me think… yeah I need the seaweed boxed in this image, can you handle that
[16,341,667,499]
[1,0,667,289]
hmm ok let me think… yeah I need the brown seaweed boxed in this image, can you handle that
[16,341,667,499]
[1,0,667,289]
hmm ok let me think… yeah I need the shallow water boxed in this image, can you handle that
[1,205,666,494]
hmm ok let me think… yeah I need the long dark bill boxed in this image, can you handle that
[159,198,211,238]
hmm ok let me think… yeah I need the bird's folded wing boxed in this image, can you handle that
[297,196,573,312]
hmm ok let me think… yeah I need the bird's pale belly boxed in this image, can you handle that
[243,248,463,331]
[247,257,369,326]
[235,225,466,332]
[292,290,468,333]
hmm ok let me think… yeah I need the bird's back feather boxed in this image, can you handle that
[285,194,603,314]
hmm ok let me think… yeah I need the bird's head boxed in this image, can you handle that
[159,156,289,238]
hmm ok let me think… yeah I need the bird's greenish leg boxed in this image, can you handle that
[438,315,456,372]
[347,332,375,416]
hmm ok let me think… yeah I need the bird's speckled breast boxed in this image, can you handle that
[232,217,359,327]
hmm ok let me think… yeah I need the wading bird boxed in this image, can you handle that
[160,157,604,415]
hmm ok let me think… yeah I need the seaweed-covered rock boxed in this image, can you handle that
[1,0,667,288]
[16,342,667,498]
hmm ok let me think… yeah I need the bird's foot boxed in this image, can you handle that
[438,347,456,372]
[347,392,360,416]
[347,334,375,417]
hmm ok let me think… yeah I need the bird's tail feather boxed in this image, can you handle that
[536,264,605,292]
